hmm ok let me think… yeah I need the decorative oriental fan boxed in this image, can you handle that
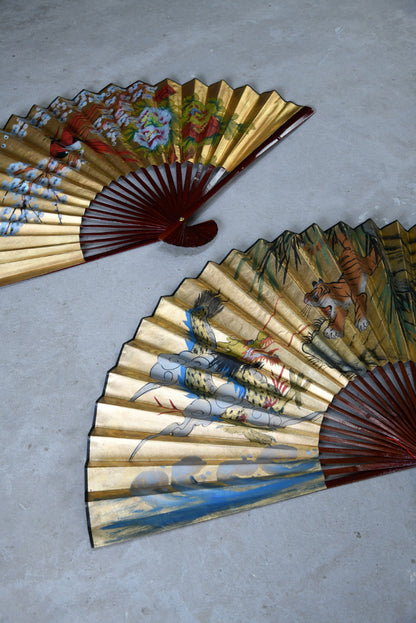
[0,78,313,286]
[86,219,416,547]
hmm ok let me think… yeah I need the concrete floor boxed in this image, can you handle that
[0,1,415,621]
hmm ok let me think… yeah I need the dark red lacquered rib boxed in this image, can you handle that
[326,364,416,446]
[79,162,221,258]
[319,361,416,488]
[79,106,314,261]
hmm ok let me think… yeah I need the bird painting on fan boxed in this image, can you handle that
[0,78,315,286]
[49,127,84,169]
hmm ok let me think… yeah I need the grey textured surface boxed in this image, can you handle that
[0,1,415,622]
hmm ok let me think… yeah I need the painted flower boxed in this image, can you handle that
[182,101,221,145]
[132,107,171,150]
[0,201,43,236]
[0,218,21,235]
[18,181,30,194]
[12,120,28,138]
[105,128,119,145]
[4,178,25,192]
[31,109,51,127]
[153,84,175,102]
[6,162,26,175]
[93,116,105,130]
[128,82,156,102]
[104,94,117,107]
[183,113,220,144]
[114,109,131,126]
[24,169,39,181]
[49,175,62,187]
[50,100,71,122]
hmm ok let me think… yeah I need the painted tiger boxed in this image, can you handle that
[304,234,380,339]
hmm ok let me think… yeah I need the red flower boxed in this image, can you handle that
[182,114,220,143]
[154,84,175,102]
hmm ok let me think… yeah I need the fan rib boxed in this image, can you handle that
[319,362,416,486]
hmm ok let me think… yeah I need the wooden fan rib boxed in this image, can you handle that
[397,360,416,408]
[90,189,171,227]
[327,375,416,453]
[374,364,416,430]
[180,161,195,206]
[80,220,167,240]
[174,161,184,209]
[81,203,161,227]
[80,227,165,243]
[131,165,190,215]
[94,178,160,209]
[321,460,416,480]
[352,370,416,442]
[148,165,177,214]
[319,424,411,455]
[157,164,220,237]
[326,397,415,451]
[130,167,176,209]
[85,196,169,229]
[337,365,413,425]
[319,436,413,459]
[330,390,403,435]
[80,240,157,261]
[79,234,161,259]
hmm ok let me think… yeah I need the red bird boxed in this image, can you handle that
[50,128,82,159]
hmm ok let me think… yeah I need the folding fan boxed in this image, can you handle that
[0,78,313,286]
[86,218,416,547]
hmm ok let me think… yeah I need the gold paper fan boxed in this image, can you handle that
[86,219,416,547]
[0,78,313,286]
